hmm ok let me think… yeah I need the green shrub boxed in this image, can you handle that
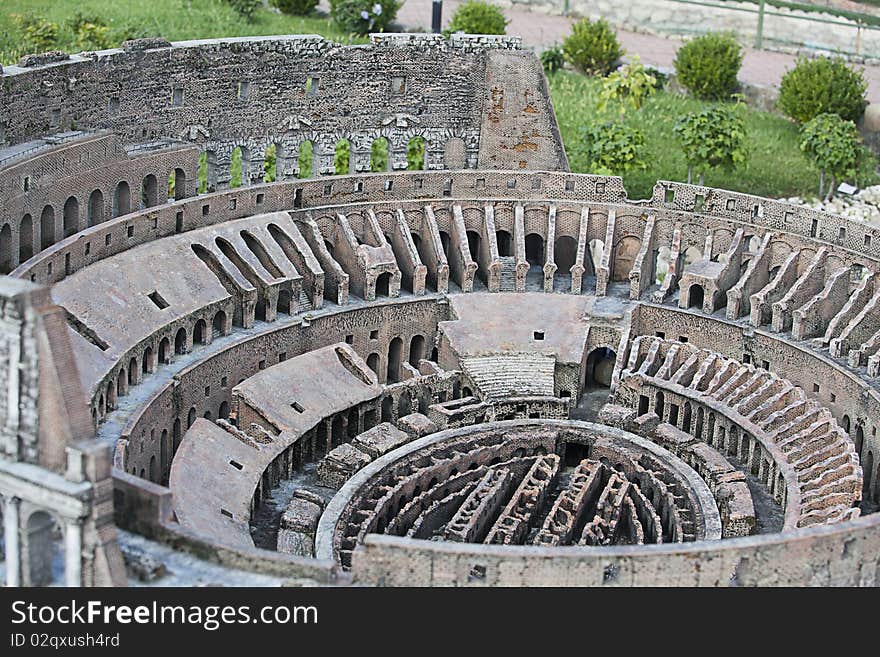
[329,0,402,34]
[444,1,508,36]
[225,0,262,21]
[779,56,867,124]
[562,18,623,76]
[272,0,320,16]
[597,55,657,121]
[11,14,59,53]
[673,105,748,185]
[574,121,645,174]
[673,32,742,101]
[800,113,867,198]
[68,14,112,51]
[540,45,565,74]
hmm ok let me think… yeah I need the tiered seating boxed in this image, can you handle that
[461,353,556,399]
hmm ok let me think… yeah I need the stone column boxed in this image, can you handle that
[4,497,20,586]
[64,518,82,587]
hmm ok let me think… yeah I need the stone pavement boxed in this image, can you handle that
[379,0,880,104]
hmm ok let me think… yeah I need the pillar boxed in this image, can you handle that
[64,518,82,587]
[4,497,20,586]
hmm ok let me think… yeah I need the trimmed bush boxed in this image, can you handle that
[574,121,645,174]
[800,113,867,198]
[329,0,402,34]
[562,18,623,76]
[673,105,748,185]
[540,45,565,74]
[673,32,742,101]
[444,1,508,36]
[271,0,320,16]
[779,56,867,124]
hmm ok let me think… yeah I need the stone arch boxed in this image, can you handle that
[40,205,55,250]
[612,236,641,281]
[367,352,380,377]
[61,197,79,239]
[863,450,874,501]
[263,143,278,183]
[158,337,171,365]
[409,334,426,367]
[381,395,393,422]
[87,189,104,227]
[230,146,246,188]
[407,136,426,171]
[334,138,351,175]
[371,137,389,172]
[466,230,481,263]
[0,224,11,274]
[212,310,227,337]
[24,510,64,586]
[117,368,127,398]
[219,401,230,420]
[297,140,314,179]
[444,137,467,169]
[187,407,197,428]
[142,346,154,374]
[496,229,513,257]
[555,235,577,272]
[113,181,131,217]
[172,167,187,201]
[387,337,403,383]
[193,319,208,345]
[141,174,159,208]
[587,239,604,276]
[525,233,544,266]
[174,327,187,355]
[585,346,616,389]
[19,214,33,262]
[127,357,138,386]
[375,272,392,298]
[687,284,705,310]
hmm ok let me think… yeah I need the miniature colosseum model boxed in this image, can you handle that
[0,33,878,587]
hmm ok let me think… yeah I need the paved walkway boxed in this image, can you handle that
[386,0,880,104]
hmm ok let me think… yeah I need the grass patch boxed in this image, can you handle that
[0,0,365,65]
[548,70,874,200]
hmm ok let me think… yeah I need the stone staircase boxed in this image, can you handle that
[499,256,517,291]
[461,353,555,399]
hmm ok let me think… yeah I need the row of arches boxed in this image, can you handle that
[364,334,434,385]
[1,169,187,274]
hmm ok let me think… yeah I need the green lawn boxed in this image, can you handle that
[0,0,364,64]
[547,70,858,201]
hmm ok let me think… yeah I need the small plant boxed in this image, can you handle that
[68,14,112,51]
[407,137,425,170]
[800,113,867,199]
[597,56,657,122]
[574,121,645,174]
[562,18,623,77]
[673,32,742,101]
[225,0,262,22]
[329,0,402,35]
[540,45,565,74]
[779,56,867,124]
[444,1,508,36]
[11,14,59,53]
[673,104,748,185]
[271,0,320,16]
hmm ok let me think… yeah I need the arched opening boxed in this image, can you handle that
[387,337,403,383]
[525,234,544,267]
[158,337,170,364]
[655,391,665,418]
[496,230,512,257]
[263,144,278,183]
[171,168,187,201]
[174,328,187,355]
[367,353,380,378]
[212,311,227,338]
[113,181,130,217]
[444,137,467,169]
[863,451,874,502]
[688,285,704,310]
[142,347,153,374]
[375,272,391,298]
[187,407,196,428]
[193,319,207,345]
[855,425,864,456]
[399,392,412,416]
[332,415,345,448]
[381,396,393,422]
[613,236,640,281]
[466,230,481,262]
[87,189,104,226]
[555,235,577,272]
[128,358,138,386]
[842,415,851,433]
[0,224,11,274]
[587,239,604,276]
[585,347,616,389]
[25,511,64,586]
[230,147,245,188]
[438,230,451,259]
[277,289,292,314]
[219,401,230,420]
[371,137,389,172]
[409,334,426,367]
[197,151,212,194]
[149,455,156,482]
[297,141,313,179]
[141,174,158,208]
[62,196,79,238]
[347,407,360,438]
[173,418,182,451]
[19,214,33,262]
[431,347,439,362]
[40,206,55,250]
[407,136,426,171]
[334,139,350,175]
[117,369,126,398]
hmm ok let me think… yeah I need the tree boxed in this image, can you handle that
[673,105,747,186]
[597,55,657,122]
[574,121,645,175]
[799,113,865,200]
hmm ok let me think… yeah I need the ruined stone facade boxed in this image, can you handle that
[1,34,878,587]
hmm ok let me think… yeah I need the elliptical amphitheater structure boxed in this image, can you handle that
[0,31,878,587]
